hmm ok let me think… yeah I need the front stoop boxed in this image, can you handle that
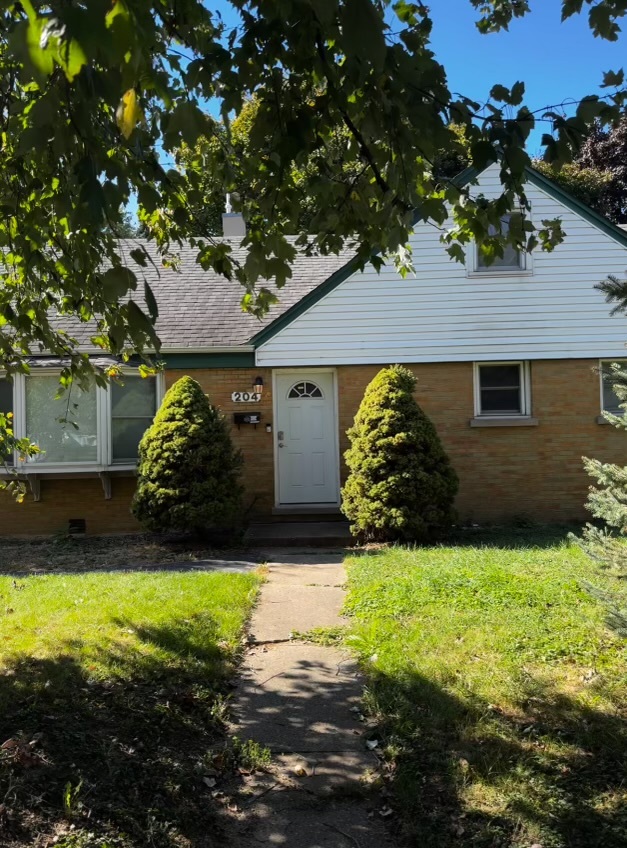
[245,520,353,547]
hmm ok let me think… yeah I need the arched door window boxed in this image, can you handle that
[287,381,323,399]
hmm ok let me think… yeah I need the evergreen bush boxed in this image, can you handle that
[132,376,243,539]
[341,365,458,543]
[577,362,627,634]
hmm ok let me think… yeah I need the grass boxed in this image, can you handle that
[0,570,260,848]
[0,533,238,574]
[344,527,627,848]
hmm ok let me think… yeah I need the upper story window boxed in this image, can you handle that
[472,216,526,274]
[474,362,530,417]
[600,360,627,413]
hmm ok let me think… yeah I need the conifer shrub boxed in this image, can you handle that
[342,365,458,543]
[132,376,243,539]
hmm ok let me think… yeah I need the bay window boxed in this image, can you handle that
[111,375,158,463]
[26,375,99,464]
[0,377,13,463]
[0,370,162,470]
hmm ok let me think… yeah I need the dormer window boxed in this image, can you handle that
[473,216,526,274]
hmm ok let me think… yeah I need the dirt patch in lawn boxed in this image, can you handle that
[0,534,247,574]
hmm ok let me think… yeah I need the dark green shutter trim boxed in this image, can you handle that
[160,351,256,369]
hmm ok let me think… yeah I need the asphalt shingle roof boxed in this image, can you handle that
[53,239,352,351]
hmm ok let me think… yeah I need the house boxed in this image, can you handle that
[1,163,627,536]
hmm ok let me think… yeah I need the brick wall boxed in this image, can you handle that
[165,368,275,517]
[0,476,139,537]
[337,360,625,523]
[0,359,624,535]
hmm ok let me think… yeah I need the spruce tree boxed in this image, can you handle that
[581,362,627,573]
[342,365,458,543]
[132,376,243,538]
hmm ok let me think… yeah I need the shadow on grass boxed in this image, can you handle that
[0,615,237,848]
[368,667,627,848]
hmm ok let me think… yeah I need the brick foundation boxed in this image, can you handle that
[0,359,623,535]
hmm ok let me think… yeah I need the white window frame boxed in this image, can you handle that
[467,215,533,277]
[599,359,627,415]
[16,370,104,471]
[3,370,164,473]
[473,361,531,418]
[105,369,164,468]
[0,372,15,467]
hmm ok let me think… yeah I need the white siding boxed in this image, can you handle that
[256,164,627,366]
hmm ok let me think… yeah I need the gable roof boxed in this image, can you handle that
[251,165,627,348]
[47,166,627,355]
[52,239,351,351]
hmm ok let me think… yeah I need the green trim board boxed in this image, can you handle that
[251,165,627,349]
[250,255,365,348]
[160,351,255,369]
[455,165,627,250]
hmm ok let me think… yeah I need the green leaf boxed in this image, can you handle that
[59,38,88,82]
[130,248,148,267]
[144,281,159,320]
[602,68,625,87]
[471,140,498,170]
[101,267,137,301]
[339,0,387,72]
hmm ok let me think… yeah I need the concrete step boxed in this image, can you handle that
[245,521,353,547]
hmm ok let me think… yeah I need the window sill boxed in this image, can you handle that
[467,269,533,278]
[1,465,137,475]
[596,414,625,425]
[470,416,539,428]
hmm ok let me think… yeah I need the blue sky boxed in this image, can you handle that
[427,0,627,153]
[208,0,627,154]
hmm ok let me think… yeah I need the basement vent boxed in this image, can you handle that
[68,518,86,536]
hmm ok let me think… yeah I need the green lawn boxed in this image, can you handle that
[0,570,259,848]
[344,528,627,848]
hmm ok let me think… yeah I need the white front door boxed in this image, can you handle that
[275,371,339,505]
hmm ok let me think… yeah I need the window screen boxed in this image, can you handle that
[111,376,157,463]
[26,376,98,463]
[478,364,523,415]
[601,361,627,413]
[476,217,523,270]
[0,378,13,463]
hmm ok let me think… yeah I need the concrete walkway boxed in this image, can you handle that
[226,552,394,848]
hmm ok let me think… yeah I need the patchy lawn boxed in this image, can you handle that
[0,534,238,574]
[0,570,260,848]
[344,528,627,848]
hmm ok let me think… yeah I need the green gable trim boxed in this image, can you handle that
[250,255,364,348]
[160,351,255,369]
[526,167,627,249]
[456,164,627,250]
[251,165,627,349]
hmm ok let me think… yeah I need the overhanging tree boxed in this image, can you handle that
[2,0,627,472]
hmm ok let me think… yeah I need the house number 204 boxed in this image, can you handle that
[231,391,261,402]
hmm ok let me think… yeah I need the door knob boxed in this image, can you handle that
[278,442,285,448]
